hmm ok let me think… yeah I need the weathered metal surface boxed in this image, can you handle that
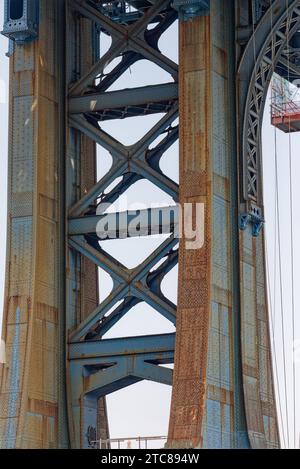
[0,0,67,448]
[2,0,39,44]
[168,0,280,449]
[238,228,280,448]
[0,0,291,449]
[167,11,212,449]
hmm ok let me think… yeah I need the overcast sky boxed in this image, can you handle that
[0,6,300,448]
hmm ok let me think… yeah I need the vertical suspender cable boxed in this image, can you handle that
[285,0,297,446]
[265,240,287,447]
[268,0,286,447]
[274,124,290,447]
[266,0,289,448]
[288,131,296,449]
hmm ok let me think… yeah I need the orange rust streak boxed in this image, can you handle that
[167,16,212,449]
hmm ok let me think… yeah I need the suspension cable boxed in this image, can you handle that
[265,238,287,447]
[285,0,297,447]
[274,124,290,448]
[268,1,289,447]
[288,131,296,449]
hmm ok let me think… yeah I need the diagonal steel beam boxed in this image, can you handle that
[130,105,178,156]
[70,0,127,38]
[69,0,178,95]
[93,297,141,338]
[131,158,179,200]
[68,159,128,218]
[69,234,178,340]
[69,108,179,216]
[131,234,178,282]
[131,283,176,323]
[134,359,173,386]
[69,114,127,158]
[128,36,178,79]
[69,235,130,282]
[69,282,130,342]
[69,38,127,96]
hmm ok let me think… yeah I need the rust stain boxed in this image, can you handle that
[167,15,212,449]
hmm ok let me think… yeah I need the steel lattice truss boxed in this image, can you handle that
[66,0,179,447]
[244,1,300,202]
[238,0,300,235]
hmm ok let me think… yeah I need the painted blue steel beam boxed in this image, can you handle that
[69,83,178,114]
[69,333,175,361]
[85,361,173,398]
[68,107,179,218]
[69,334,174,436]
[68,234,178,341]
[68,0,178,96]
[68,206,179,238]
[82,357,173,397]
[66,0,179,447]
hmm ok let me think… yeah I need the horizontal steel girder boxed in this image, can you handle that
[80,358,173,398]
[69,332,175,361]
[69,83,178,115]
[68,205,179,238]
[69,334,174,399]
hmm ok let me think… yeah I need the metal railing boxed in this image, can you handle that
[271,100,300,118]
[93,435,168,449]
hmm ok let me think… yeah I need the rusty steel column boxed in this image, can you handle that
[167,8,212,449]
[168,0,280,449]
[0,0,68,448]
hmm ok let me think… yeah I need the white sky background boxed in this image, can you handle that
[0,5,300,448]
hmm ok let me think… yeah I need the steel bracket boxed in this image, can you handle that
[239,204,264,237]
[1,0,39,44]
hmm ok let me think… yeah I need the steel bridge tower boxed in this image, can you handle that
[1,0,300,449]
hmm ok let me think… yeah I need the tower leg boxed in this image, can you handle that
[0,0,68,448]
